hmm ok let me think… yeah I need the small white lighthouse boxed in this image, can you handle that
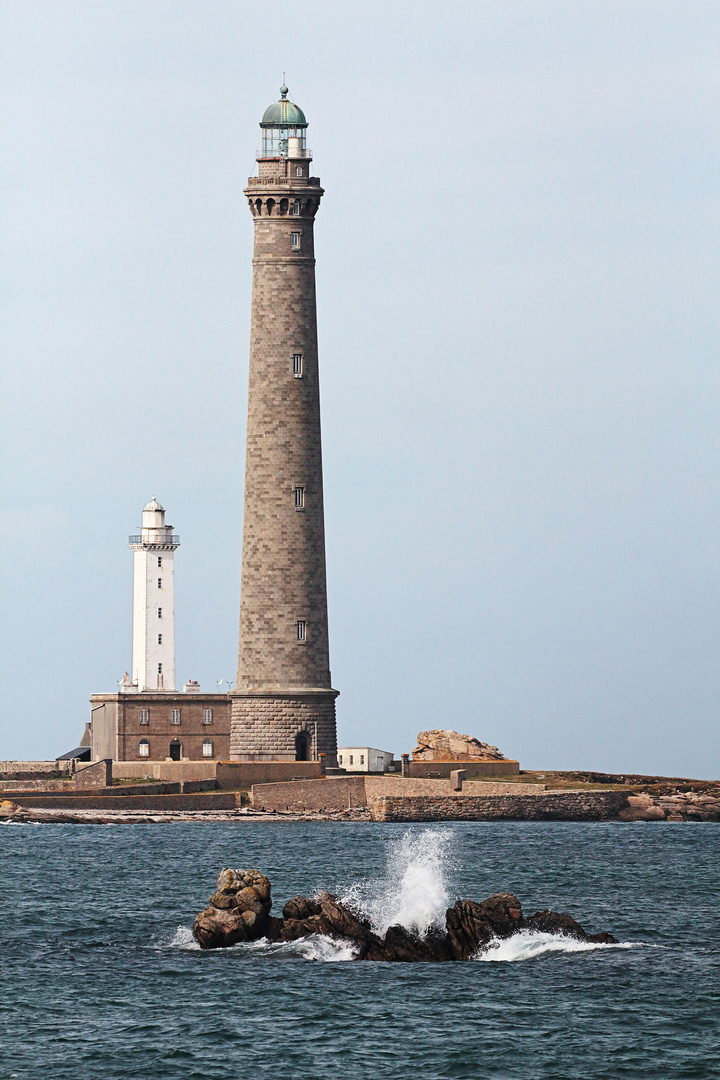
[128,498,180,692]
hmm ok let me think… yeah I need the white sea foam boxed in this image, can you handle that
[342,827,454,938]
[475,930,642,962]
[167,925,201,950]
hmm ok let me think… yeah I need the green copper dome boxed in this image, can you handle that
[261,86,307,128]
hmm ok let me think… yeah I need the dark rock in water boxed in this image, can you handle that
[192,868,272,949]
[525,910,618,944]
[282,896,322,921]
[191,868,618,957]
[445,893,523,959]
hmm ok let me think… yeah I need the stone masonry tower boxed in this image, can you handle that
[230,86,338,763]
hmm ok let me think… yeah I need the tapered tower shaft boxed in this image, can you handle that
[230,87,338,763]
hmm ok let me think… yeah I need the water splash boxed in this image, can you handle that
[167,926,201,950]
[476,930,644,962]
[342,828,454,938]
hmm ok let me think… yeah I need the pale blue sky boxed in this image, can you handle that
[1,0,719,776]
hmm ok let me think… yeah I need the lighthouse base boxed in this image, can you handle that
[229,688,338,765]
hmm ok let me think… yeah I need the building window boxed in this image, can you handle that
[203,708,213,725]
[296,166,303,177]
[338,754,343,764]
[157,557,162,567]
[171,708,180,725]
[360,754,365,764]
[140,709,149,725]
[157,578,162,589]
[294,486,305,509]
[296,619,306,642]
[202,738,214,758]
[158,634,162,645]
[158,607,162,619]
[292,200,301,216]
[349,755,354,765]
[139,739,149,757]
[292,353,303,378]
[291,231,301,250]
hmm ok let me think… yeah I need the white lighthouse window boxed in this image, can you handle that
[292,353,303,377]
[203,708,213,725]
[292,200,301,216]
[296,619,306,642]
[158,634,162,645]
[171,708,181,725]
[157,557,162,567]
[291,231,301,250]
[139,739,149,757]
[294,486,305,509]
[202,738,214,758]
[140,709,149,725]
[158,663,163,674]
[158,607,162,618]
[157,578,162,588]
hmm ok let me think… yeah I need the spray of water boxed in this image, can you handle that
[476,930,645,962]
[341,828,454,938]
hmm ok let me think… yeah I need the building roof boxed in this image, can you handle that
[143,496,164,512]
[57,746,92,761]
[261,86,307,128]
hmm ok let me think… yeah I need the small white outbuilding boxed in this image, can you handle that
[337,747,395,773]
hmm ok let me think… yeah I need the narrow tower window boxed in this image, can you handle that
[296,619,306,642]
[171,708,181,725]
[296,166,303,177]
[158,634,162,645]
[292,200,301,216]
[157,578,162,588]
[139,739,150,757]
[158,607,162,618]
[292,353,303,378]
[202,738,214,758]
[157,557,162,567]
[140,709,149,725]
[291,231,301,251]
[158,663,163,674]
[294,486,305,509]
[203,708,213,725]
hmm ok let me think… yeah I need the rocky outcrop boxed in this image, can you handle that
[192,868,273,949]
[412,730,508,762]
[618,792,720,822]
[192,869,617,958]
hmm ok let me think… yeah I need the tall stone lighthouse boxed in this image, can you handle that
[230,86,338,764]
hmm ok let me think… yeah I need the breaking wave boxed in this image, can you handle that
[476,930,645,962]
[341,827,454,937]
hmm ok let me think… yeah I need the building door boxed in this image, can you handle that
[169,739,181,761]
[295,732,309,761]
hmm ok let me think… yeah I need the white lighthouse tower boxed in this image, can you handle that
[128,498,180,692]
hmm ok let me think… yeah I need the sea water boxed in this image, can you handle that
[1,821,719,1079]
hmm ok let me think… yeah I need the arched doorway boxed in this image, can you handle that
[295,732,310,762]
[169,739,181,761]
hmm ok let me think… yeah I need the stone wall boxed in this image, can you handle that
[252,775,367,813]
[8,792,237,811]
[0,761,72,779]
[371,791,630,822]
[73,760,113,788]
[217,760,323,789]
[113,761,219,782]
[407,761,520,779]
[250,776,546,813]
